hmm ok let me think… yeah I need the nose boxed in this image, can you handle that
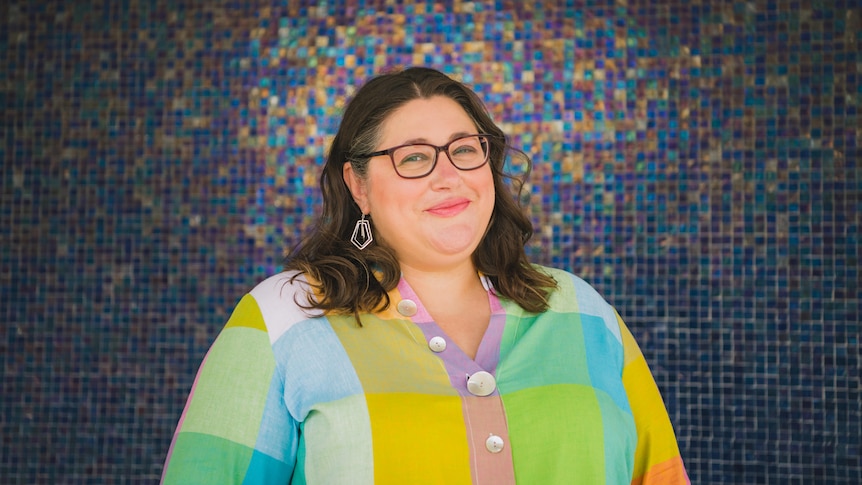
[430,148,460,179]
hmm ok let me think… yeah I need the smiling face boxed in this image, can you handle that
[342,95,496,273]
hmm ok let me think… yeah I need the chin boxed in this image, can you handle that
[430,240,483,260]
[427,226,482,252]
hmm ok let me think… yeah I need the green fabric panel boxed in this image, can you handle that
[504,384,606,485]
[497,305,590,394]
[596,390,637,484]
[162,431,253,484]
[181,325,275,447]
[301,394,374,484]
[539,266,581,313]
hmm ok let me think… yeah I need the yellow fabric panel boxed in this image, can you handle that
[223,294,267,332]
[365,392,472,485]
[620,315,685,483]
[329,311,456,395]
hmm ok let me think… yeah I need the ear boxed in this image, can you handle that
[342,162,371,214]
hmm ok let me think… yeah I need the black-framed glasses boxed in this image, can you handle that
[353,134,493,179]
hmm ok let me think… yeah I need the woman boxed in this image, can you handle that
[161,67,689,484]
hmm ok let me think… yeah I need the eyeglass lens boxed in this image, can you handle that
[391,135,488,178]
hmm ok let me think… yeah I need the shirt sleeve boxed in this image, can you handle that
[161,294,298,484]
[618,313,691,485]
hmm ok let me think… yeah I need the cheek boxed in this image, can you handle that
[476,173,497,202]
[367,178,415,218]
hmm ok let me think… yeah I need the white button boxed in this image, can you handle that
[428,336,446,352]
[485,434,505,453]
[396,299,417,317]
[466,371,496,396]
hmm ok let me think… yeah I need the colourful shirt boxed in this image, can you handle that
[162,266,689,484]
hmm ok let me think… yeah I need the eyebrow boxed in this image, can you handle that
[398,131,475,146]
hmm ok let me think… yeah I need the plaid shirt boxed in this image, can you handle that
[162,266,689,484]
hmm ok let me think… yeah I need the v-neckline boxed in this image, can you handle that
[395,276,505,372]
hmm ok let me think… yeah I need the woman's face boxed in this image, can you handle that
[343,95,496,273]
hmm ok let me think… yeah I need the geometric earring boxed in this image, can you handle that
[350,213,373,250]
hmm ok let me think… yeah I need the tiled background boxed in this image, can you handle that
[2,0,860,483]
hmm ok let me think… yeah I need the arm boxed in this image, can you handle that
[161,294,298,484]
[618,314,690,485]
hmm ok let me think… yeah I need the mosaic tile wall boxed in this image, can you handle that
[2,0,860,482]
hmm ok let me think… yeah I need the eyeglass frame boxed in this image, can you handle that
[350,133,496,179]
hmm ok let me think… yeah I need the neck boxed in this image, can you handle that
[399,259,482,297]
[399,258,491,361]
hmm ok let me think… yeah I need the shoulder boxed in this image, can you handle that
[533,265,623,341]
[248,270,313,303]
[533,265,609,308]
[244,271,324,342]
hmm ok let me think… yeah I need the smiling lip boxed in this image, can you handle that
[426,198,471,216]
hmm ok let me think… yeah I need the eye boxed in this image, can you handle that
[451,144,479,156]
[395,149,432,166]
[450,138,483,158]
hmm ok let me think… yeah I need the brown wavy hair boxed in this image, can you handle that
[283,67,557,319]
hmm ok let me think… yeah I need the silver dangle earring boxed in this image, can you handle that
[350,213,373,250]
